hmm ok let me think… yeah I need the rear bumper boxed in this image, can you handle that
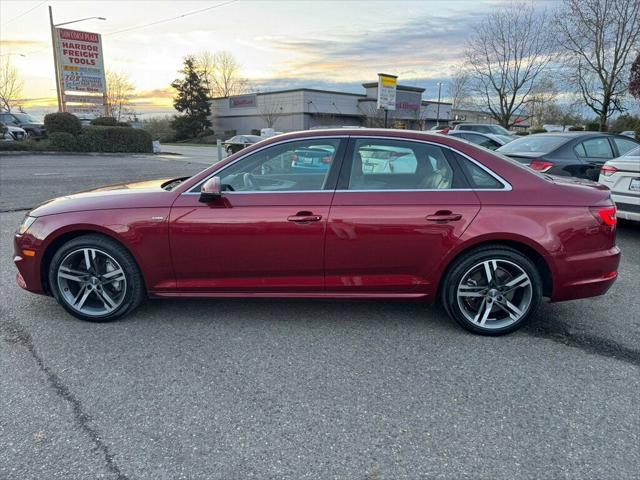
[611,192,640,222]
[550,246,620,302]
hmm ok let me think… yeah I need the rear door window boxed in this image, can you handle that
[346,139,462,190]
[576,137,614,159]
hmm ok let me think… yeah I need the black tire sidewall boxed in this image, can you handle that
[48,235,144,322]
[442,247,542,335]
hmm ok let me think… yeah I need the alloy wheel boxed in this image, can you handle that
[456,259,533,330]
[56,247,127,317]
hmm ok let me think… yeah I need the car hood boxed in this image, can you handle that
[30,178,177,217]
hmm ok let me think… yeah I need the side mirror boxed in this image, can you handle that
[199,176,222,203]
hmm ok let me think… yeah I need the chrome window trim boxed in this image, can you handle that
[182,134,513,195]
[348,135,512,192]
[183,135,349,194]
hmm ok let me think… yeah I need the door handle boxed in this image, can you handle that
[426,210,463,222]
[288,211,322,223]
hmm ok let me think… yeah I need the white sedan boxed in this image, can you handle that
[598,146,640,222]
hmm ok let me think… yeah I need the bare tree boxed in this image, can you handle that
[105,70,136,121]
[258,98,283,128]
[539,100,584,129]
[465,3,555,128]
[448,67,471,111]
[357,102,395,128]
[629,52,640,100]
[195,50,249,98]
[527,79,559,128]
[556,0,640,131]
[0,57,24,112]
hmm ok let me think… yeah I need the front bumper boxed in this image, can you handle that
[14,233,45,294]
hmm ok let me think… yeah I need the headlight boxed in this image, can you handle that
[17,216,37,235]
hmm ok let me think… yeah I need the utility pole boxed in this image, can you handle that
[436,82,442,127]
[49,6,63,112]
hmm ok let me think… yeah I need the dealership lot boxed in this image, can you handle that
[1,154,639,479]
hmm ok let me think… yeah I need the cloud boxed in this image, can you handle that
[262,10,488,82]
[0,39,48,50]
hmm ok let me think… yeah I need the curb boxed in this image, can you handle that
[0,151,181,157]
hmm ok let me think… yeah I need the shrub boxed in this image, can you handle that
[585,121,607,132]
[44,112,82,135]
[90,116,118,127]
[530,128,547,134]
[141,115,176,142]
[48,132,77,151]
[515,131,530,136]
[79,126,153,153]
[250,129,261,136]
[0,141,35,151]
[636,129,640,141]
[568,125,584,131]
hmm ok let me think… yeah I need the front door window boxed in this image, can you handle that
[217,139,341,192]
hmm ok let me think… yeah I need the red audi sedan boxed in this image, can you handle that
[14,129,620,335]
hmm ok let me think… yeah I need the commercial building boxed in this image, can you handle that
[210,82,452,135]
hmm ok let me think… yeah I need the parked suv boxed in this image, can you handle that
[0,112,46,139]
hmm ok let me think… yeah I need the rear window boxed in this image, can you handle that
[622,146,640,158]
[498,135,566,155]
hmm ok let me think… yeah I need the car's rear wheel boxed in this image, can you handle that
[441,246,542,335]
[48,234,144,322]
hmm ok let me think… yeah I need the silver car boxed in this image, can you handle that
[598,146,640,222]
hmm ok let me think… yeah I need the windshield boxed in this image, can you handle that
[623,146,640,157]
[497,135,566,155]
[487,125,512,135]
[493,134,516,144]
[13,113,37,123]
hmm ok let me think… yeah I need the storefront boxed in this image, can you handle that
[210,81,452,135]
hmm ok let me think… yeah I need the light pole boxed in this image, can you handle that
[49,6,106,111]
[436,82,443,127]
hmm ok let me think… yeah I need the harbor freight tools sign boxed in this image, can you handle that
[376,73,397,110]
[56,28,106,93]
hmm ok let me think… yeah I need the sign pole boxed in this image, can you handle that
[384,109,388,128]
[49,6,63,112]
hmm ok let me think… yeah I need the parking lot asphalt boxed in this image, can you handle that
[1,153,639,479]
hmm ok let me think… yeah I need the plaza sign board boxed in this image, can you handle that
[376,73,397,111]
[66,104,105,116]
[64,94,105,105]
[56,28,106,94]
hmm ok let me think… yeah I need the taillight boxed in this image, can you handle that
[529,159,555,172]
[600,165,617,176]
[590,206,617,227]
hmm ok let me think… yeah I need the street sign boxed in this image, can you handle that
[56,28,106,94]
[376,73,397,111]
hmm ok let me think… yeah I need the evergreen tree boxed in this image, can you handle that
[170,56,212,140]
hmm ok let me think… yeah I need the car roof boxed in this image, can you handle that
[528,132,614,138]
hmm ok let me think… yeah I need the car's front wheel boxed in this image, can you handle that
[441,246,542,335]
[48,234,145,322]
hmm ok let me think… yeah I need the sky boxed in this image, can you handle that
[1,0,556,118]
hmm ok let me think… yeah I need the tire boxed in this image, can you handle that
[48,234,145,322]
[440,245,542,335]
